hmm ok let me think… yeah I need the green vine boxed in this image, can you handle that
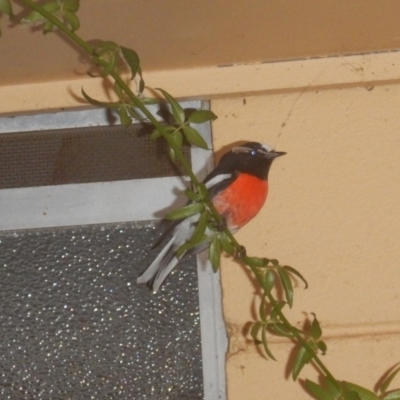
[1,1,400,399]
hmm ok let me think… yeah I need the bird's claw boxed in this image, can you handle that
[214,217,227,232]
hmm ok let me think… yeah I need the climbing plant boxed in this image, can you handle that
[1,1,400,399]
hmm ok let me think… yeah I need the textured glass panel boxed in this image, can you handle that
[0,222,202,400]
[0,125,191,189]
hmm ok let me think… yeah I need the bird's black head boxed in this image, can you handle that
[217,142,286,180]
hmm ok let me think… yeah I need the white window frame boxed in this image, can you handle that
[0,100,227,400]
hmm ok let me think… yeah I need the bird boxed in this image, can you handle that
[137,141,286,292]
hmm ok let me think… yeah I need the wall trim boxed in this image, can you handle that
[1,50,400,115]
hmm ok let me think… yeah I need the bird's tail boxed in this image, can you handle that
[137,235,180,292]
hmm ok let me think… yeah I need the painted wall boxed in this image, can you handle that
[211,85,400,398]
[1,52,400,398]
[3,0,400,86]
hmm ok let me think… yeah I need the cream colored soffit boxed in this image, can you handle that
[1,51,400,115]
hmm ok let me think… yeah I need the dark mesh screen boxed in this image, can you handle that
[0,222,203,399]
[0,124,190,189]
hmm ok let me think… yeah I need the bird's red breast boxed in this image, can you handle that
[212,173,269,231]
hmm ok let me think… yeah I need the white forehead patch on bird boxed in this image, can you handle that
[232,142,274,155]
[232,146,251,154]
[261,143,273,153]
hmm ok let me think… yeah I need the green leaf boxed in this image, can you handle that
[189,210,209,245]
[169,130,183,163]
[113,81,125,101]
[138,75,145,93]
[268,322,294,338]
[23,1,60,23]
[182,125,209,149]
[324,376,342,398]
[292,346,313,380]
[99,54,116,76]
[304,379,336,400]
[197,182,208,199]
[157,88,185,125]
[317,340,328,355]
[342,382,380,400]
[97,40,119,53]
[282,265,309,289]
[246,256,268,267]
[175,234,208,259]
[120,46,140,79]
[64,10,80,31]
[343,392,362,400]
[120,46,145,92]
[380,365,400,394]
[383,390,400,400]
[63,0,80,13]
[218,232,235,255]
[310,313,322,341]
[188,109,217,124]
[119,106,132,127]
[94,41,119,76]
[209,235,221,272]
[168,146,178,164]
[81,88,120,108]
[270,322,302,337]
[250,321,262,344]
[150,128,162,140]
[259,296,267,322]
[184,189,201,202]
[140,97,159,105]
[127,106,146,122]
[277,266,294,308]
[43,20,54,34]
[263,269,275,293]
[261,325,277,360]
[171,130,183,149]
[270,301,286,321]
[0,0,14,16]
[165,202,203,221]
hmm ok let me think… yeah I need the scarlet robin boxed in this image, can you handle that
[137,142,286,291]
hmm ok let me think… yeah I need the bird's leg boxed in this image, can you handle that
[234,245,247,260]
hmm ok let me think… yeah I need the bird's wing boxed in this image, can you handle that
[204,171,238,199]
[138,172,238,290]
[151,219,180,249]
[153,171,237,249]
[138,215,198,291]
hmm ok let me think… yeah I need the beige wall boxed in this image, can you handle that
[1,52,400,398]
[4,0,400,86]
[211,84,400,398]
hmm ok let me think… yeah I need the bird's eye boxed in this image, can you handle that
[250,149,257,156]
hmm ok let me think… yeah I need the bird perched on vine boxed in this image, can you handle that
[137,141,286,292]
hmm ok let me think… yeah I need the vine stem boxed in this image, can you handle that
[266,293,339,385]
[20,0,93,53]
[219,227,341,390]
[17,0,341,393]
[19,0,228,226]
[254,266,338,386]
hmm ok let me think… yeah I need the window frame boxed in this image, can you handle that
[0,101,227,400]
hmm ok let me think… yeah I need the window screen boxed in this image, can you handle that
[0,103,227,400]
[0,124,191,189]
[0,222,203,399]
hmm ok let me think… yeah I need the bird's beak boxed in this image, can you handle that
[267,151,286,159]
